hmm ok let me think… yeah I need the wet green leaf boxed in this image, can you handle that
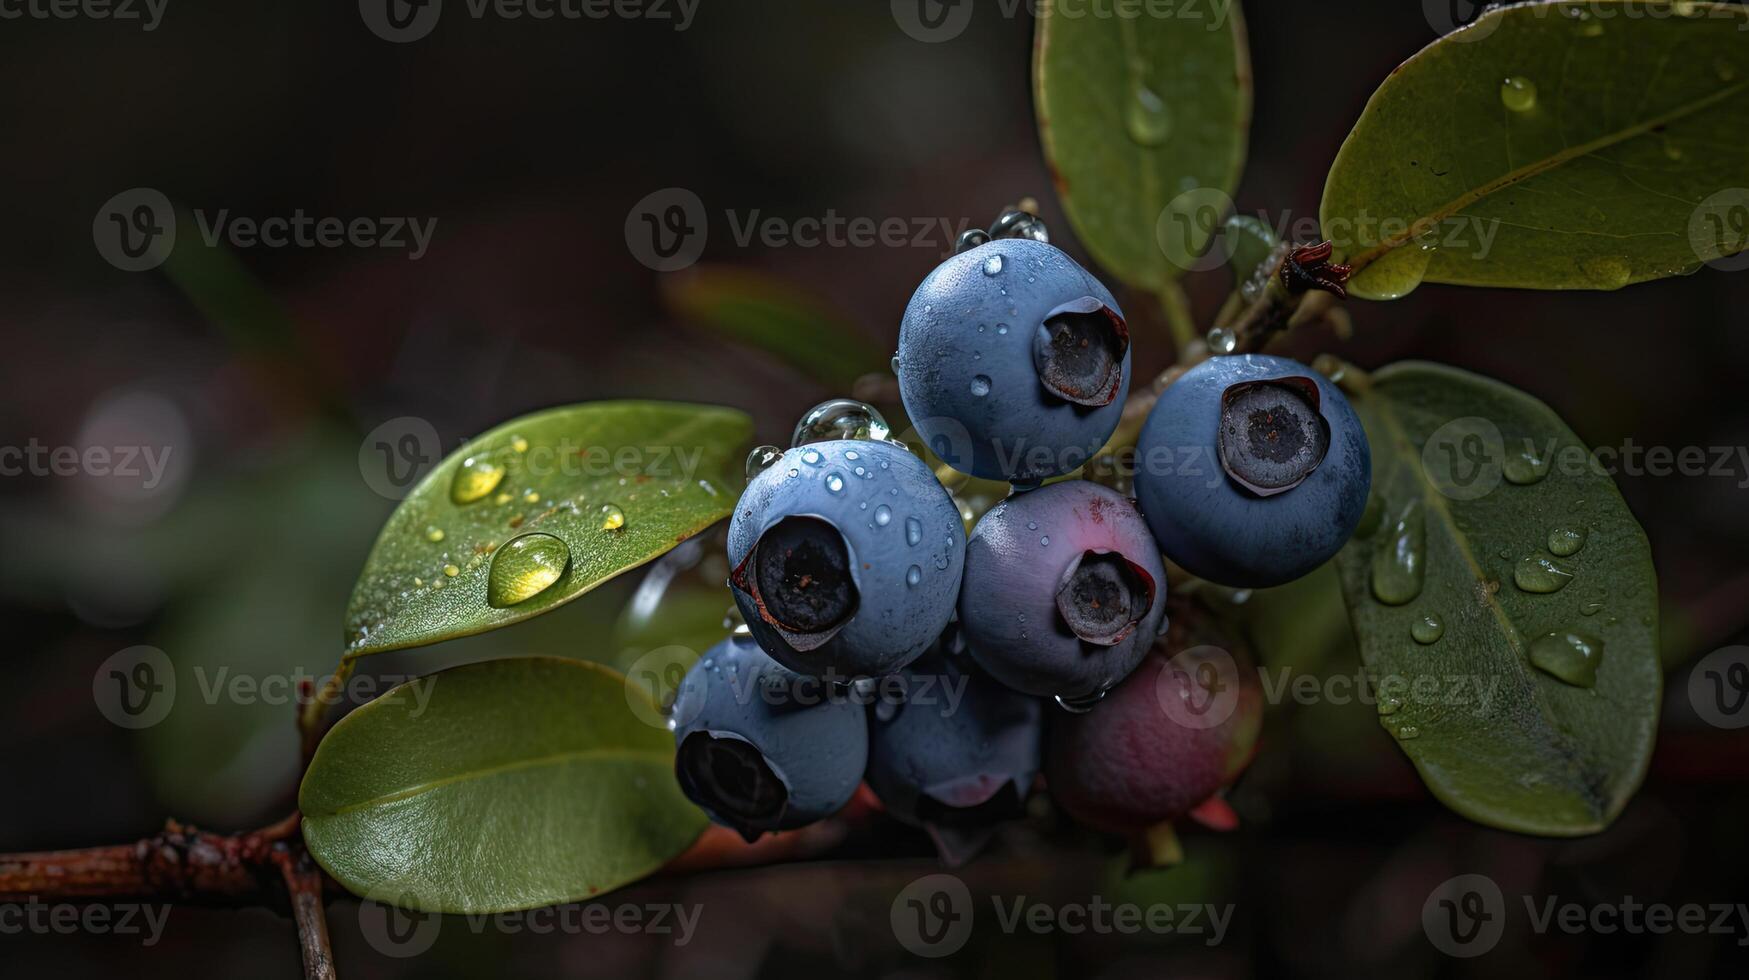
[1332,362,1659,836]
[1321,1,1749,298]
[1034,0,1251,289]
[345,401,750,657]
[300,657,705,913]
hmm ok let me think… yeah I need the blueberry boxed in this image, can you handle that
[728,439,964,678]
[897,239,1130,483]
[957,481,1167,700]
[1134,354,1371,587]
[671,634,869,841]
[1045,642,1262,838]
[867,651,1043,863]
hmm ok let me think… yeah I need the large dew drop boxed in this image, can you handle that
[487,533,572,608]
[1500,76,1538,113]
[451,455,506,504]
[1529,630,1603,687]
[1371,499,1426,605]
[792,399,891,447]
[1514,555,1575,594]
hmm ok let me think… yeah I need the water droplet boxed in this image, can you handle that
[424,526,445,543]
[983,254,1005,276]
[511,435,529,454]
[906,565,923,587]
[1026,521,1038,531]
[745,445,783,479]
[1580,600,1604,616]
[906,517,923,546]
[442,563,460,577]
[890,354,901,374]
[599,503,626,531]
[450,455,506,504]
[1039,535,1050,546]
[970,374,992,397]
[1548,527,1587,557]
[791,398,891,447]
[1504,446,1551,485]
[1377,696,1403,717]
[486,532,571,608]
[1055,690,1108,714]
[1371,499,1426,605]
[1514,555,1575,594]
[1395,724,1422,741]
[494,491,513,506]
[1500,76,1537,112]
[1411,613,1445,645]
[1529,631,1604,687]
[996,324,1009,335]
[824,472,846,494]
[1125,84,1171,147]
[1206,326,1238,354]
[523,489,540,504]
[874,504,892,527]
[1356,244,1431,300]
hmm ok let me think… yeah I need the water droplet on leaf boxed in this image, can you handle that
[1529,630,1603,687]
[1500,76,1538,112]
[1371,499,1426,605]
[599,504,626,531]
[486,532,571,608]
[451,455,506,504]
[1514,555,1575,594]
[1411,613,1445,645]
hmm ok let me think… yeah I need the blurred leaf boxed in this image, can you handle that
[608,530,734,707]
[1332,362,1659,836]
[1238,562,1355,677]
[300,657,705,913]
[1034,0,1251,290]
[662,266,884,387]
[345,401,750,657]
[1321,1,1749,298]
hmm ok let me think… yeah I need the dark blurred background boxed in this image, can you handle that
[3,0,1748,976]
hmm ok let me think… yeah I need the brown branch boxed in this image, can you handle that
[275,848,338,980]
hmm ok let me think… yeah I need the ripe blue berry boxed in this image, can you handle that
[1134,354,1371,587]
[957,481,1167,700]
[728,439,964,678]
[867,651,1043,862]
[671,634,868,841]
[896,239,1130,483]
[1045,642,1262,837]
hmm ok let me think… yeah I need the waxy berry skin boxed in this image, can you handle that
[1045,644,1262,835]
[866,652,1044,835]
[671,635,868,841]
[1134,354,1371,588]
[896,239,1130,483]
[957,482,1167,700]
[728,439,964,679]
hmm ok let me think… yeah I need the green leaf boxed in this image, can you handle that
[1034,0,1251,290]
[300,657,706,913]
[1321,0,1749,299]
[345,401,751,657]
[661,266,885,388]
[1332,362,1659,836]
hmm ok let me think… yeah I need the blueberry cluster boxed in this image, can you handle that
[672,227,1369,858]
